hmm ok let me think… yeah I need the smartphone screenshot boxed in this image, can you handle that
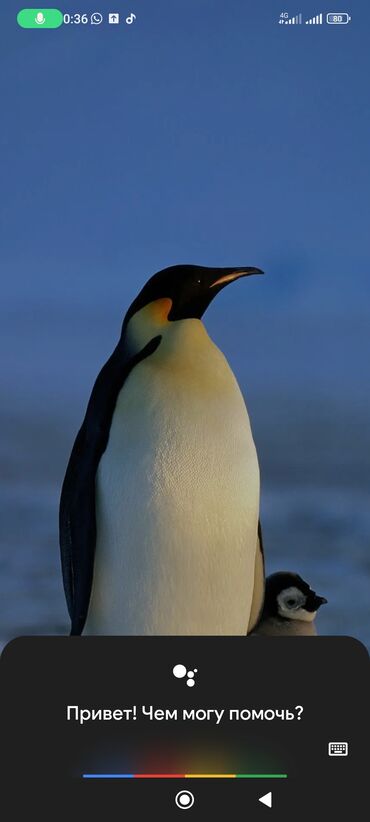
[1,2,369,819]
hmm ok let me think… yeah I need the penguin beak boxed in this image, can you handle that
[306,592,328,612]
[210,267,264,288]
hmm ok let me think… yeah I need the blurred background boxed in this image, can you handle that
[1,0,369,648]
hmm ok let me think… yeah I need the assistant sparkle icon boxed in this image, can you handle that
[173,664,198,687]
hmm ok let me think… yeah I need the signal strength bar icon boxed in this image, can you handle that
[305,13,323,24]
[279,13,302,24]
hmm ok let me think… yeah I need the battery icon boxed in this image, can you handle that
[326,13,351,24]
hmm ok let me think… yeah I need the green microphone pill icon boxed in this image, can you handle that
[17,9,64,28]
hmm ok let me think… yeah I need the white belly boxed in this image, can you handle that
[85,320,260,635]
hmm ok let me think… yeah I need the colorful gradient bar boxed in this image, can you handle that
[83,773,287,779]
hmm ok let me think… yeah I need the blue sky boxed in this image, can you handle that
[0,0,369,416]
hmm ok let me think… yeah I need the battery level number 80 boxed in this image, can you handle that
[326,13,352,24]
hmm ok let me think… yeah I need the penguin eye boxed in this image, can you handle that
[277,587,304,612]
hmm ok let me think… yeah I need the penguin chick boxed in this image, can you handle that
[251,572,327,636]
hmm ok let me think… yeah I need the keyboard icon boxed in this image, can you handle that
[328,742,348,756]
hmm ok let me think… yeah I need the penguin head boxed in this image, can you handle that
[124,264,263,334]
[263,572,327,623]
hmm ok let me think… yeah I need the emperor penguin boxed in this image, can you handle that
[251,572,327,637]
[59,264,265,636]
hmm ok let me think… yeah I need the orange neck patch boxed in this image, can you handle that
[126,297,173,353]
[145,297,173,324]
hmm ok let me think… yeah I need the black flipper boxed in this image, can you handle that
[59,335,161,635]
[257,520,265,568]
[246,519,266,633]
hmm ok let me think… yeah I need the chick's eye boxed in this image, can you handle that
[286,598,297,607]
